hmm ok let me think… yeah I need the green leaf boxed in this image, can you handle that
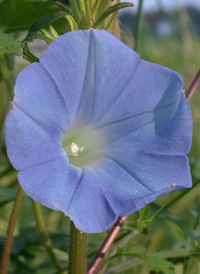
[22,12,68,44]
[139,204,150,220]
[0,32,22,55]
[23,33,53,45]
[0,0,70,33]
[111,247,175,274]
[112,246,146,260]
[95,2,134,28]
[135,255,175,274]
[28,12,68,33]
[116,246,124,255]
[125,247,146,254]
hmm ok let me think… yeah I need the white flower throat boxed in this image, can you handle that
[62,124,106,168]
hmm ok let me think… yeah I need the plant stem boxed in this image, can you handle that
[32,201,63,272]
[0,53,14,100]
[134,0,143,52]
[165,179,200,210]
[0,186,24,274]
[148,179,200,222]
[22,44,39,63]
[186,69,200,102]
[68,221,87,274]
[49,25,59,38]
[105,12,117,31]
[69,0,81,22]
[77,0,86,22]
[0,81,6,148]
[65,14,79,30]
[91,0,101,19]
[87,216,128,274]
[84,0,92,27]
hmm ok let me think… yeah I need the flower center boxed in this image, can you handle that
[62,124,106,168]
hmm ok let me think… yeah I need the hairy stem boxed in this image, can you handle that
[0,53,14,100]
[68,221,87,274]
[32,201,63,272]
[0,186,24,274]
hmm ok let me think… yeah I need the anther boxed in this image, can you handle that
[66,142,85,156]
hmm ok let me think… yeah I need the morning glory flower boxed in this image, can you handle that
[5,29,192,233]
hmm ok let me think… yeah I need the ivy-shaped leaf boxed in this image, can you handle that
[0,32,22,55]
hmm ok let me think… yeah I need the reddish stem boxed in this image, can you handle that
[186,69,200,102]
[86,216,128,274]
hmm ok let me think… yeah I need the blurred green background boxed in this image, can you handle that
[0,0,200,273]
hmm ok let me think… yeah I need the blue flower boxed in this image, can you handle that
[5,29,192,233]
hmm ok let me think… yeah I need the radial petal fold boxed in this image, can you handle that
[13,63,69,141]
[5,106,65,170]
[18,155,82,212]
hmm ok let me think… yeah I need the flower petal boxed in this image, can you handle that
[91,158,170,216]
[40,30,91,125]
[101,150,192,217]
[13,63,69,141]
[67,168,117,233]
[39,29,139,125]
[18,155,82,212]
[97,60,184,127]
[107,93,192,156]
[75,29,140,124]
[5,106,65,170]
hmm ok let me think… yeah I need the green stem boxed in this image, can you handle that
[0,81,6,147]
[65,14,79,30]
[41,28,55,40]
[0,53,14,100]
[148,179,200,222]
[68,221,87,274]
[77,0,86,22]
[105,12,117,31]
[22,44,39,63]
[49,25,59,38]
[69,0,81,22]
[32,201,63,272]
[91,0,101,19]
[0,186,24,274]
[84,0,92,27]
[134,0,143,52]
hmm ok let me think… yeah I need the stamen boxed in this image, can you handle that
[65,142,85,157]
